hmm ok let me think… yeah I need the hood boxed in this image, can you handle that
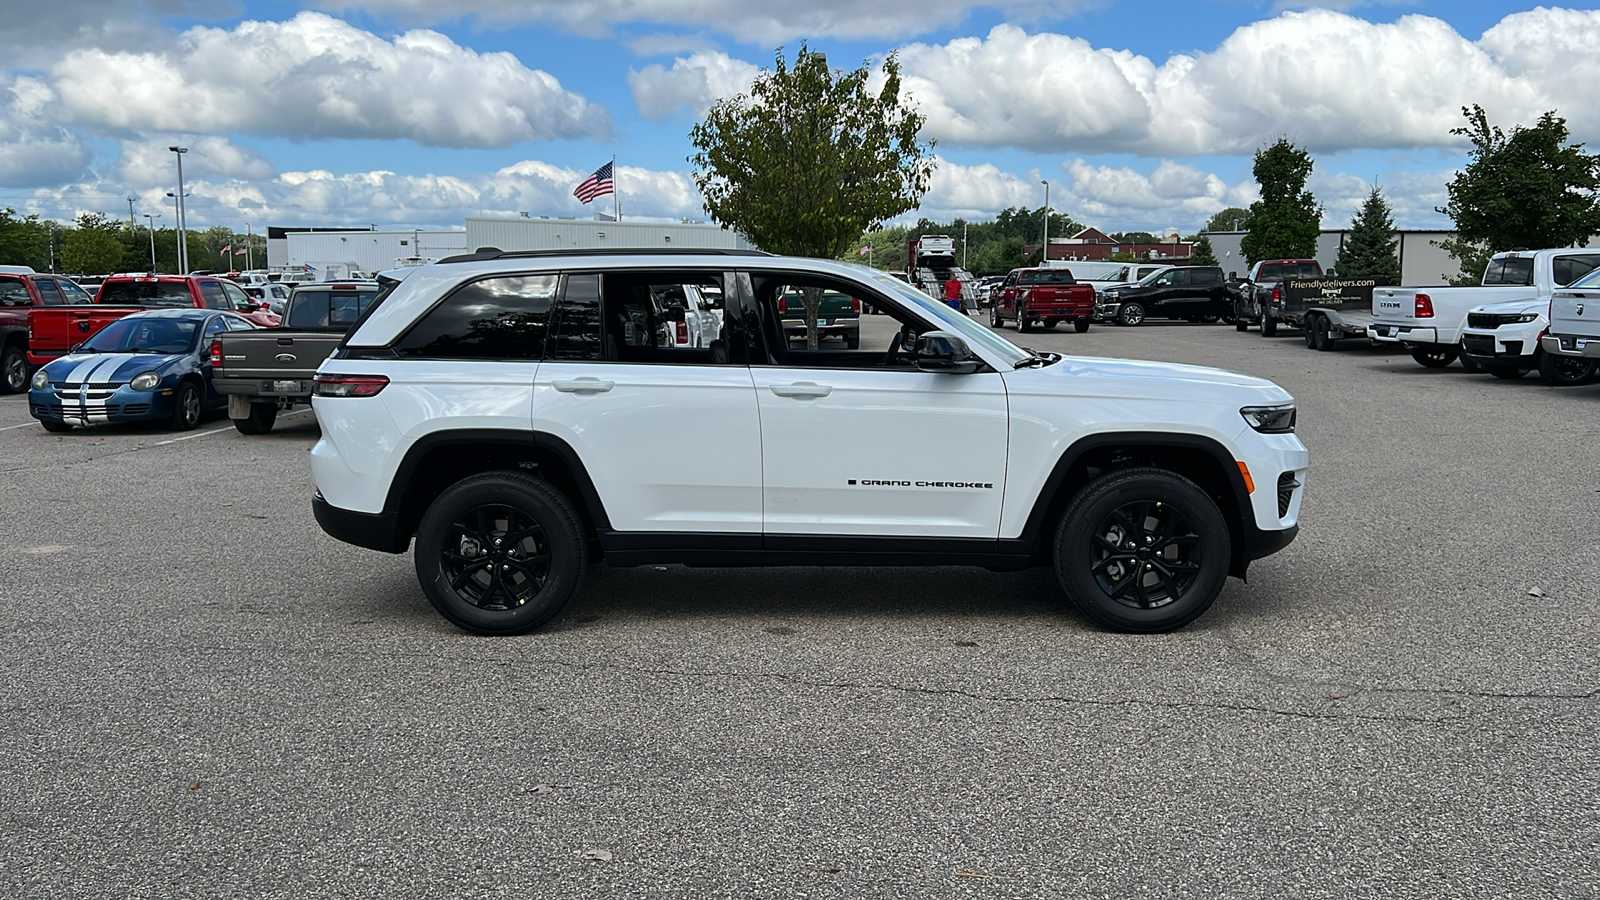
[1009,354,1292,403]
[43,351,187,384]
[1468,297,1547,316]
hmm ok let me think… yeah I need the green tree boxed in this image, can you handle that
[1437,105,1600,284]
[1333,187,1401,284]
[0,208,51,270]
[1202,207,1252,233]
[1189,235,1219,266]
[1241,139,1322,265]
[690,45,935,346]
[59,213,125,275]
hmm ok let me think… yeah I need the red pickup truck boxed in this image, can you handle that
[27,274,280,367]
[1,267,97,392]
[989,266,1096,333]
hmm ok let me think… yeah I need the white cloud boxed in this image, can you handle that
[628,51,761,120]
[51,12,610,148]
[0,76,94,187]
[319,0,1091,43]
[900,11,1559,156]
[114,136,278,186]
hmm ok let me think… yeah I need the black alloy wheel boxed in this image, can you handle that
[1538,350,1598,386]
[1053,467,1230,633]
[168,380,202,431]
[1,345,26,394]
[1409,346,1458,368]
[415,472,587,635]
[1117,302,1146,327]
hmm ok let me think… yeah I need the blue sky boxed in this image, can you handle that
[0,1,1593,237]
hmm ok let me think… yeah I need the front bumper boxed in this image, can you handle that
[1461,328,1537,364]
[1541,334,1600,358]
[29,386,172,425]
[1367,323,1438,345]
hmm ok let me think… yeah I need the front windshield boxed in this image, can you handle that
[82,316,198,354]
[869,273,1032,367]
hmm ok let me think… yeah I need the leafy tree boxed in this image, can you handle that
[1333,187,1401,284]
[0,208,50,270]
[690,45,935,346]
[1437,105,1600,284]
[1203,207,1251,233]
[1241,139,1322,265]
[1189,235,1219,266]
[1111,231,1159,244]
[59,213,125,275]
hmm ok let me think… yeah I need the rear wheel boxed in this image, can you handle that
[1311,315,1334,351]
[845,332,860,350]
[1,345,26,394]
[168,380,202,431]
[1260,314,1277,337]
[1018,310,1032,333]
[1410,346,1458,368]
[1053,468,1231,633]
[414,472,588,635]
[232,402,278,435]
[1074,318,1091,333]
[1117,302,1146,327]
[1537,350,1597,386]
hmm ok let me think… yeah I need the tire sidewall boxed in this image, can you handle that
[1,346,26,394]
[170,381,202,430]
[414,474,587,635]
[1118,303,1144,326]
[1054,469,1231,633]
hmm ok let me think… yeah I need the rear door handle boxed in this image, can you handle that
[769,382,832,398]
[552,378,614,394]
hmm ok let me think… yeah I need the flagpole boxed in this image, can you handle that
[612,155,619,222]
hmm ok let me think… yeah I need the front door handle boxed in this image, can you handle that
[552,378,615,394]
[769,382,832,398]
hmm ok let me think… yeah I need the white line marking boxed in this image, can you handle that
[0,421,39,431]
[155,426,233,445]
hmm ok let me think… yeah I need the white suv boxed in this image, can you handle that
[310,249,1307,635]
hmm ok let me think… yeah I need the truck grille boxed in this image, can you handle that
[1467,313,1521,329]
[1277,472,1299,518]
[53,382,125,389]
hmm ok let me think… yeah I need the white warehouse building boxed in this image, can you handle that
[269,228,469,275]
[464,216,756,254]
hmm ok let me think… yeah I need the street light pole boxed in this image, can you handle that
[166,192,186,272]
[962,220,968,269]
[169,146,188,274]
[245,222,253,271]
[142,213,160,269]
[1040,180,1051,267]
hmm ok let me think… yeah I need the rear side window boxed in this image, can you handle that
[1,277,32,306]
[101,281,194,306]
[286,288,380,329]
[1192,269,1222,285]
[395,274,557,359]
[35,279,64,306]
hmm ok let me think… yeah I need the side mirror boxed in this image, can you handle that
[913,331,981,374]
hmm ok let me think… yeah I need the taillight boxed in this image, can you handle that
[210,339,222,366]
[313,374,389,397]
[778,297,786,314]
[675,321,688,343]
[851,297,861,314]
[1270,285,1282,307]
[1415,293,1434,318]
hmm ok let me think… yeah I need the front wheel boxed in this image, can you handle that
[0,345,26,394]
[232,402,278,435]
[1053,468,1231,633]
[1260,315,1277,337]
[1538,350,1598,386]
[168,380,202,431]
[1117,302,1146,327]
[40,420,72,433]
[414,472,588,635]
[990,306,1001,328]
[1410,345,1458,368]
[1074,318,1091,333]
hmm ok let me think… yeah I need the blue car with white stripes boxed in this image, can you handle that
[28,308,258,432]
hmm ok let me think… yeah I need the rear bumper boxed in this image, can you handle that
[1541,334,1600,358]
[214,377,313,397]
[313,493,409,553]
[1367,323,1438,345]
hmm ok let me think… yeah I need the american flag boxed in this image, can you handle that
[573,162,614,204]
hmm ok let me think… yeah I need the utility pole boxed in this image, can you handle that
[169,146,188,273]
[126,196,137,230]
[962,220,968,269]
[245,222,253,271]
[142,213,160,270]
[1040,180,1051,267]
[166,191,187,272]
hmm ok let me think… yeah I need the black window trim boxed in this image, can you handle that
[743,268,939,372]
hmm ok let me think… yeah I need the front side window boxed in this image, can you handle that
[396,274,557,359]
[35,279,64,306]
[222,282,254,312]
[58,279,93,304]
[200,282,231,310]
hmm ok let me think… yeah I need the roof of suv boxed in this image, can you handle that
[439,247,772,264]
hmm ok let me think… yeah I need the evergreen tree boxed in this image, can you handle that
[1189,235,1219,266]
[1332,188,1401,284]
[1241,139,1322,264]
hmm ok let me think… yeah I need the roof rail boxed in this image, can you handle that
[438,247,775,264]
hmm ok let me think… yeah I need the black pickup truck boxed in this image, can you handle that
[212,281,380,433]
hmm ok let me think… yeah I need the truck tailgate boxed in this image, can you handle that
[215,331,343,382]
[1550,286,1600,338]
[26,306,142,364]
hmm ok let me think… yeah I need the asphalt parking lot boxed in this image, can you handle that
[3,319,1597,899]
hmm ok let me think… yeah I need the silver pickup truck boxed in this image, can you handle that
[212,281,381,434]
[1539,266,1600,383]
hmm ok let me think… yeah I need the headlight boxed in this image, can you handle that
[130,371,162,391]
[31,369,49,390]
[1241,403,1296,434]
[1513,313,1539,323]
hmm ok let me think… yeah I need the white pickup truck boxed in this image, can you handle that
[1369,248,1600,368]
[1538,266,1600,384]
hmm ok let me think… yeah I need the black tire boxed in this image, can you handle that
[414,472,588,636]
[1235,318,1248,332]
[1487,365,1526,380]
[1311,316,1334,351]
[1,344,26,395]
[1459,352,1482,373]
[232,402,278,435]
[990,305,1001,328]
[1074,318,1091,333]
[1303,316,1318,348]
[845,332,860,350]
[1410,346,1458,368]
[1018,310,1032,333]
[40,419,72,433]
[1117,302,1145,327]
[1260,315,1277,337]
[168,380,202,431]
[1199,314,1219,324]
[1053,467,1231,633]
[1537,350,1598,386]
[1042,319,1058,329]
